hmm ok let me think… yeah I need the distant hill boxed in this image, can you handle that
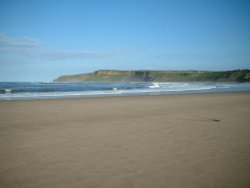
[54,69,250,82]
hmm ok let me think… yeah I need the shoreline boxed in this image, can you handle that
[1,90,250,102]
[1,92,250,187]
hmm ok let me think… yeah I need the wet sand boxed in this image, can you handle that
[0,93,250,188]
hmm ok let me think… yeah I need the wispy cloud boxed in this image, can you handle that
[151,53,238,60]
[35,50,122,60]
[0,35,40,53]
[152,53,184,59]
[0,35,123,61]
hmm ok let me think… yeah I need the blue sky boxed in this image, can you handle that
[0,0,250,81]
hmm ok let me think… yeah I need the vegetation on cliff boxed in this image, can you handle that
[54,69,250,82]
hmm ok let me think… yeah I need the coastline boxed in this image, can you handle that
[1,81,250,101]
[0,92,250,187]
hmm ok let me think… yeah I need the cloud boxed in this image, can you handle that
[152,53,184,59]
[0,35,40,53]
[151,53,233,60]
[35,50,122,60]
[0,35,123,61]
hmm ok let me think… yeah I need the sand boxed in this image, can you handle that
[0,92,250,188]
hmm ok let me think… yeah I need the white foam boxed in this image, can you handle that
[5,88,12,92]
[148,82,216,91]
[148,83,160,88]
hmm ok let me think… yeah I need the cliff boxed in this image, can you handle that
[53,69,250,82]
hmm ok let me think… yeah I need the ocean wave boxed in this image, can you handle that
[0,82,250,100]
[148,83,160,88]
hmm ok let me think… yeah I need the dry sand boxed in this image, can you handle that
[0,93,250,188]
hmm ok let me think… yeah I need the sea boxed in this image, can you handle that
[0,82,250,100]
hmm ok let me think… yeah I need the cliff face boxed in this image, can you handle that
[53,70,250,82]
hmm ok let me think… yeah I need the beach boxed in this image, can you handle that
[0,92,250,188]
